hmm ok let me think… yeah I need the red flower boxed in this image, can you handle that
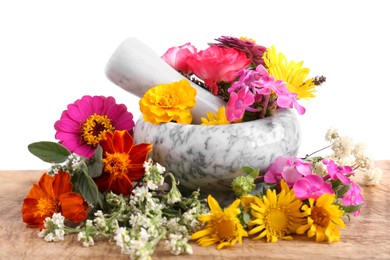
[22,171,88,230]
[186,46,251,95]
[94,130,153,196]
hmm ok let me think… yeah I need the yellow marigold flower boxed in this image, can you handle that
[201,106,230,125]
[139,79,196,124]
[263,46,316,100]
[191,195,248,249]
[296,193,346,242]
[248,180,306,242]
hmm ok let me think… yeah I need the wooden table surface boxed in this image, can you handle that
[1,161,389,259]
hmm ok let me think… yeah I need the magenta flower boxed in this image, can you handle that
[293,174,334,200]
[323,160,354,185]
[341,182,365,217]
[226,87,255,122]
[54,95,134,158]
[161,43,197,74]
[275,89,306,115]
[264,156,312,187]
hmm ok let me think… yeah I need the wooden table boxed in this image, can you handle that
[1,161,389,259]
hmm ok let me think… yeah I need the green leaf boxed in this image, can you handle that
[78,163,99,205]
[240,166,259,179]
[340,203,364,213]
[336,183,351,198]
[28,141,71,163]
[88,145,104,178]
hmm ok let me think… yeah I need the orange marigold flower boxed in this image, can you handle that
[22,171,88,230]
[94,130,153,196]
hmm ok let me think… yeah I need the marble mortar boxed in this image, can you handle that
[134,109,301,201]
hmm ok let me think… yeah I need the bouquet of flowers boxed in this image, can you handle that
[22,36,382,259]
[142,36,326,125]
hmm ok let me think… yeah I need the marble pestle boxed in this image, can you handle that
[105,37,226,124]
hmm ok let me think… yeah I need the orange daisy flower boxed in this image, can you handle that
[22,171,88,230]
[94,130,153,196]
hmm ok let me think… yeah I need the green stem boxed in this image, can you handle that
[303,144,332,160]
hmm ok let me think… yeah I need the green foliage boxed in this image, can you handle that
[28,141,71,163]
[239,166,259,180]
[339,203,364,214]
[77,162,99,205]
[88,145,104,178]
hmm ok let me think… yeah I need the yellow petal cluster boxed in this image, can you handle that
[248,180,306,242]
[296,193,346,242]
[263,46,316,100]
[191,195,248,249]
[201,106,230,125]
[139,80,196,124]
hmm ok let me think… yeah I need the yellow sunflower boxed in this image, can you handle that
[201,106,230,125]
[191,195,248,249]
[296,193,346,242]
[248,180,306,242]
[263,46,316,100]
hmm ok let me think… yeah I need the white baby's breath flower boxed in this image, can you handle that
[129,213,152,229]
[143,159,165,190]
[93,210,107,230]
[155,162,166,174]
[331,135,354,158]
[312,161,328,177]
[132,186,152,202]
[353,143,374,170]
[325,128,339,141]
[38,213,65,242]
[363,167,383,185]
[77,231,95,247]
[166,233,193,256]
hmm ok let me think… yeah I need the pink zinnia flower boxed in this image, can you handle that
[264,156,312,187]
[341,182,365,217]
[293,174,334,200]
[54,95,134,158]
[161,43,197,74]
[323,160,354,185]
[226,87,254,122]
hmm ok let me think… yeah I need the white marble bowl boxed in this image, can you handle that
[134,109,301,201]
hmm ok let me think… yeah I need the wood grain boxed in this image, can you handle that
[1,161,389,259]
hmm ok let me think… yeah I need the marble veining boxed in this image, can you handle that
[133,109,301,202]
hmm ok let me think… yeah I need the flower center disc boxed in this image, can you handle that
[103,153,131,177]
[216,217,236,240]
[35,197,58,217]
[266,208,289,233]
[81,114,115,146]
[312,206,330,227]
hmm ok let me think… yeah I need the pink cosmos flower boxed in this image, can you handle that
[323,160,354,185]
[226,87,255,122]
[186,46,251,95]
[161,43,197,74]
[264,156,312,187]
[341,182,365,217]
[293,174,334,200]
[54,95,134,158]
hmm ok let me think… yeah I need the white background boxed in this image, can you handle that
[1,0,389,170]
